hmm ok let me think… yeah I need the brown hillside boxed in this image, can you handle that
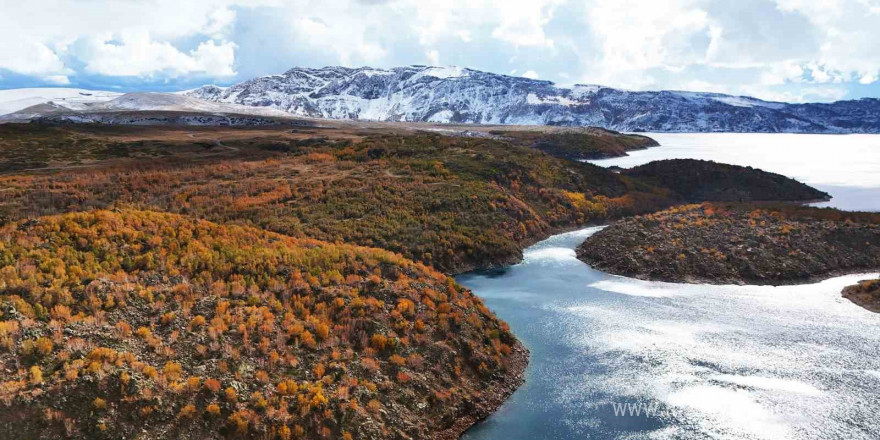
[0,210,524,439]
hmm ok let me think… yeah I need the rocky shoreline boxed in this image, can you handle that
[431,341,529,440]
[577,204,880,285]
[842,278,880,313]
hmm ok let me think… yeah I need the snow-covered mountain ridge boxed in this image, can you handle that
[0,89,305,126]
[186,65,880,133]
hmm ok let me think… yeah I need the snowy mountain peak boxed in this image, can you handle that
[5,66,874,133]
[185,65,879,132]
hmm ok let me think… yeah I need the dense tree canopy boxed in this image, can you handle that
[0,127,672,273]
[0,210,522,439]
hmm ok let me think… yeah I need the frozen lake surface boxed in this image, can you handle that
[589,133,880,212]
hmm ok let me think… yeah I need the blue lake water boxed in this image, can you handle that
[457,134,880,440]
[458,230,879,440]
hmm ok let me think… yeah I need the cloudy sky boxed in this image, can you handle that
[2,0,879,102]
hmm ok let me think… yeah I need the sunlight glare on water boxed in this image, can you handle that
[457,227,880,440]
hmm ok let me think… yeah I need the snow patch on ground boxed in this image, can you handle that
[1,90,298,121]
[426,109,454,123]
[713,96,758,108]
[173,85,227,95]
[421,66,469,79]
[90,93,295,118]
[526,93,581,106]
[570,85,602,96]
[0,88,122,115]
[359,69,395,78]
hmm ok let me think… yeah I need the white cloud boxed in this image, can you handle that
[771,0,880,87]
[0,0,876,101]
[568,0,880,98]
[409,3,463,46]
[73,32,236,78]
[0,0,251,81]
[578,0,719,89]
[522,70,540,79]
[406,0,560,47]
[490,0,563,47]
[426,50,440,66]
[0,40,69,78]
[286,7,389,67]
[743,85,850,103]
[204,7,237,38]
[859,71,878,85]
[760,61,806,86]
[43,75,71,85]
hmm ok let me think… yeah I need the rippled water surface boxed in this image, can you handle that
[589,133,880,212]
[458,134,880,439]
[457,229,880,439]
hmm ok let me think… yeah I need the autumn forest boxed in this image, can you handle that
[2,121,877,439]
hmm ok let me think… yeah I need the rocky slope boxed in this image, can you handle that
[186,65,880,133]
[621,159,831,203]
[0,210,525,440]
[577,204,880,285]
